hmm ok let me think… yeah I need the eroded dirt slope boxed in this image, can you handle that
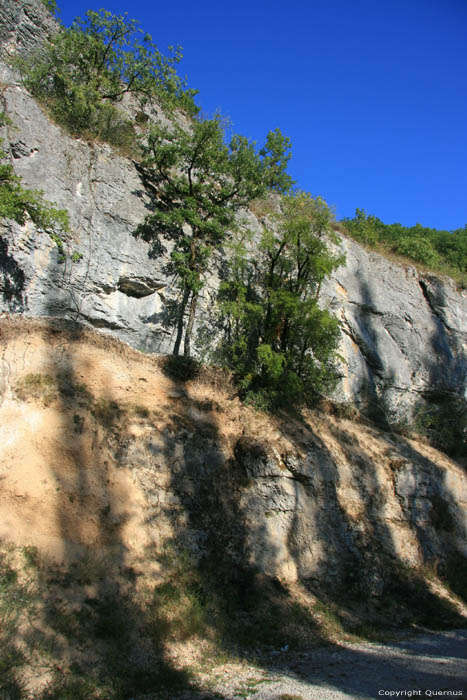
[0,316,466,698]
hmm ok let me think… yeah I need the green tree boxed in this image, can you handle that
[343,208,379,247]
[218,191,345,406]
[258,128,295,193]
[135,115,293,357]
[396,236,441,267]
[15,9,198,149]
[0,113,68,248]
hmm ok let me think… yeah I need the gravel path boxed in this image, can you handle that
[201,629,467,700]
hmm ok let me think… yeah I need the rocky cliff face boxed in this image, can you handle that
[0,0,466,423]
[322,239,466,418]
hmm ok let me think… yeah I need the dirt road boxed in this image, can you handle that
[202,629,467,700]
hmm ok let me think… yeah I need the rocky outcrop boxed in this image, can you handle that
[0,0,466,422]
[0,82,175,353]
[0,0,56,56]
[321,239,467,416]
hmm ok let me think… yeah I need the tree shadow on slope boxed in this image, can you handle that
[344,270,466,464]
[5,318,466,698]
[149,376,466,698]
[414,278,466,464]
[4,320,223,699]
[147,370,326,656]
[316,270,467,626]
[282,410,465,630]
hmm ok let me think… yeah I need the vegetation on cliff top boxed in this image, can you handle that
[341,208,467,287]
[14,8,199,151]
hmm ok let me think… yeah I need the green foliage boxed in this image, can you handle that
[136,114,293,356]
[40,0,58,15]
[218,191,344,406]
[342,209,467,283]
[258,128,295,193]
[14,9,198,150]
[396,236,441,267]
[413,395,467,457]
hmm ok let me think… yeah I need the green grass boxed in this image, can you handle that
[14,372,93,408]
[15,373,57,405]
[0,547,41,698]
[39,674,122,700]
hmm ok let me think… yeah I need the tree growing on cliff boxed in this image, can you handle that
[135,115,293,357]
[218,191,344,406]
[15,9,198,149]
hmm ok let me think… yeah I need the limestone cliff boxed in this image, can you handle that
[0,0,466,425]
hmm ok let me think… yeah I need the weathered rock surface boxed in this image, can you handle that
[0,0,466,422]
[321,239,467,416]
[0,0,56,56]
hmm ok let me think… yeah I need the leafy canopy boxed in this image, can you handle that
[218,191,345,407]
[15,9,198,149]
[135,114,293,356]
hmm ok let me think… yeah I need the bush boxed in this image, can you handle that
[413,395,467,457]
[396,236,441,267]
[161,355,200,382]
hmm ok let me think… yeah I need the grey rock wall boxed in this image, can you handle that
[321,238,467,417]
[0,0,56,56]
[0,0,466,422]
[117,408,467,594]
[0,83,177,353]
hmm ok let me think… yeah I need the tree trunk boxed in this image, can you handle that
[173,287,190,356]
[183,291,199,358]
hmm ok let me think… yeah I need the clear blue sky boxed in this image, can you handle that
[60,0,467,230]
